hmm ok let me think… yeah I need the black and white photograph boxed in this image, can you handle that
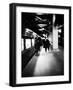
[21,13,64,77]
[10,3,71,86]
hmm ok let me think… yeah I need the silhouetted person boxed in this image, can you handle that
[46,39,50,51]
[35,37,42,55]
[43,39,50,52]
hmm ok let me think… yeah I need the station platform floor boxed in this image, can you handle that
[22,47,64,77]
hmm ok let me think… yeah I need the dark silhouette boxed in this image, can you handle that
[35,37,42,55]
[43,39,50,52]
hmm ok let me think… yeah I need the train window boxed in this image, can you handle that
[32,39,34,46]
[25,39,31,49]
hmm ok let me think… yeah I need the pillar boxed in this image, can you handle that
[53,15,58,50]
[31,39,32,47]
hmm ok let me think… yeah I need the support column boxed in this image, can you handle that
[31,39,32,47]
[53,15,58,50]
[53,27,58,49]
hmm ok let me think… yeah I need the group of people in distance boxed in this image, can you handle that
[35,36,51,54]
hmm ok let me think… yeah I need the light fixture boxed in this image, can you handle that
[39,28,44,31]
[58,29,61,33]
[38,24,47,28]
[25,28,31,32]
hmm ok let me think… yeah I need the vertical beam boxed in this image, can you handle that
[53,15,58,50]
[31,39,32,47]
[53,27,58,49]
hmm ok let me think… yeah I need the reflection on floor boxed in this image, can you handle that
[22,47,64,77]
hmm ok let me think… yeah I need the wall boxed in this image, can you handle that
[0,0,73,90]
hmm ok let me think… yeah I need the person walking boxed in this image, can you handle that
[46,39,50,52]
[35,37,42,55]
[43,39,50,52]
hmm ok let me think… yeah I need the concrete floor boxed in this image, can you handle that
[22,47,64,77]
